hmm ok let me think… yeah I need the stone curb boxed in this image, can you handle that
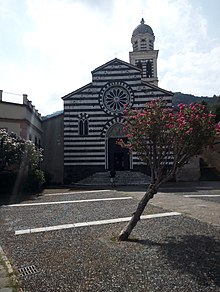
[0,246,21,291]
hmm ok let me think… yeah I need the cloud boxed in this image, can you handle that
[0,0,219,116]
[160,46,220,96]
[149,0,220,96]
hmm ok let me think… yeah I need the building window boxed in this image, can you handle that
[35,136,38,147]
[133,41,138,51]
[146,60,153,78]
[136,60,142,70]
[78,113,89,136]
[79,120,83,135]
[84,119,88,136]
[149,40,153,50]
[140,39,147,50]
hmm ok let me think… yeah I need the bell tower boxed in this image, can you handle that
[129,18,159,86]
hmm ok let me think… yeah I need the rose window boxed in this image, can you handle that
[99,82,133,115]
[104,86,129,113]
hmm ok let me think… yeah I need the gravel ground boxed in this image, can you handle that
[0,189,220,291]
[0,194,163,231]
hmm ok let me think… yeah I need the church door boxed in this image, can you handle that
[108,138,130,171]
[106,123,130,171]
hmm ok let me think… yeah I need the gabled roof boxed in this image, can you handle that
[92,58,141,74]
[62,58,173,101]
[141,80,174,96]
[62,83,92,100]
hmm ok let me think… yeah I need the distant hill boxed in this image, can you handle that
[173,92,219,107]
[41,93,220,120]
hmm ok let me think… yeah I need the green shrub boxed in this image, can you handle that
[23,169,45,192]
[0,129,45,196]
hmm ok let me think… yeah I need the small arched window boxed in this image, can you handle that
[78,113,89,136]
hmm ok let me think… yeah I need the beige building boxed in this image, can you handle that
[0,90,42,147]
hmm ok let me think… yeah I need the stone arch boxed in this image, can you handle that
[100,116,125,137]
[106,123,126,138]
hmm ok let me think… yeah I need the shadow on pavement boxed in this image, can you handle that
[128,234,220,288]
[0,190,43,206]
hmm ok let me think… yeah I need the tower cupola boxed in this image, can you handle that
[131,18,155,51]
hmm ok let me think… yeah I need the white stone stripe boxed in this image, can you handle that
[64,142,105,146]
[64,157,105,161]
[7,197,133,207]
[64,147,105,151]
[64,162,105,166]
[184,195,220,197]
[15,212,181,235]
[45,190,112,196]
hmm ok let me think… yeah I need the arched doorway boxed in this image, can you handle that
[106,123,130,171]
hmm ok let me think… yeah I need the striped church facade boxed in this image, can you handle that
[62,58,173,183]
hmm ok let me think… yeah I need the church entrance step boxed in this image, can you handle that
[73,171,151,186]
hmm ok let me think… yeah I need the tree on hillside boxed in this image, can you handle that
[0,129,45,194]
[117,99,219,241]
[210,96,220,123]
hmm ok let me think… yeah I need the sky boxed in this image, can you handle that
[0,0,220,116]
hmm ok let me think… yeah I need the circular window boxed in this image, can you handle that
[99,82,133,115]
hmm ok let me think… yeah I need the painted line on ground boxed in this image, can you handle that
[6,197,133,207]
[184,195,220,198]
[44,190,112,196]
[15,212,181,235]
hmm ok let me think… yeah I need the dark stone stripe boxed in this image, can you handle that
[64,137,103,140]
[92,77,142,83]
[64,149,105,153]
[92,72,140,78]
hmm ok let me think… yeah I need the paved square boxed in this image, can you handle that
[0,187,220,291]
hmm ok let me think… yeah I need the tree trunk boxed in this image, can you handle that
[118,184,157,241]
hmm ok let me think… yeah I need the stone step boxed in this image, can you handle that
[74,171,151,186]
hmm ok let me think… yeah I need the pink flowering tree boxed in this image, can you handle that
[117,99,219,241]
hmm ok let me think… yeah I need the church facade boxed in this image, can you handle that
[62,19,173,183]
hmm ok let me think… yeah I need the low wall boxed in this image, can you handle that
[176,156,200,182]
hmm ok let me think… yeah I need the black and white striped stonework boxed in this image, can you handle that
[62,58,173,183]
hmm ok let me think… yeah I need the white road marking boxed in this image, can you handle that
[44,190,112,196]
[184,195,220,198]
[6,197,133,207]
[15,212,181,235]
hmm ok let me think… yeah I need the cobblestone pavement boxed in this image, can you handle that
[0,182,220,291]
